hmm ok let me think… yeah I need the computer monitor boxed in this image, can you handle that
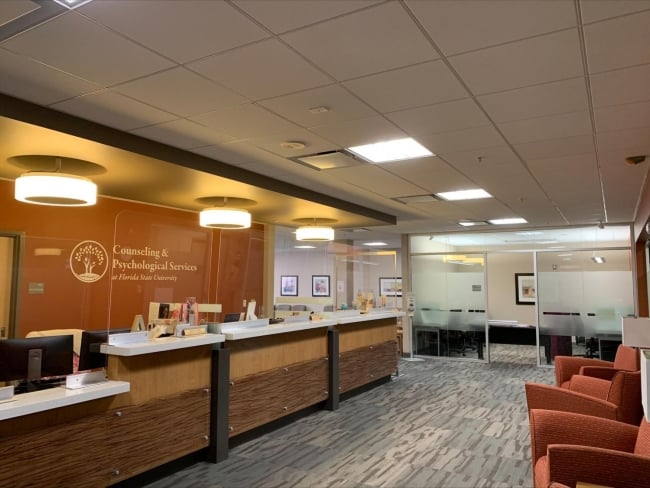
[223,313,241,323]
[0,334,74,383]
[78,328,131,372]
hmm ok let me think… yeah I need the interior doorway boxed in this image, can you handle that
[0,232,22,339]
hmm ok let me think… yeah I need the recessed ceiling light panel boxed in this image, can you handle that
[436,189,492,201]
[489,218,528,225]
[363,241,388,246]
[347,138,433,163]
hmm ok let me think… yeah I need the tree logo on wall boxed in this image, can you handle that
[70,240,109,283]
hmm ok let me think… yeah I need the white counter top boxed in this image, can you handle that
[220,311,404,340]
[221,319,335,340]
[101,333,225,356]
[335,310,405,324]
[0,380,130,421]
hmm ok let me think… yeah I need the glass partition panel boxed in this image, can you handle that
[411,253,486,360]
[536,248,633,364]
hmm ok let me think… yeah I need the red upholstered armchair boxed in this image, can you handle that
[554,344,639,388]
[529,409,650,488]
[525,368,643,425]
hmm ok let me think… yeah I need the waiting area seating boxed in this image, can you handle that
[529,409,650,488]
[525,344,643,426]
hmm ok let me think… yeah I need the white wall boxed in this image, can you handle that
[486,253,536,324]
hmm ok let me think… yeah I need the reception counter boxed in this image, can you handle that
[0,333,225,487]
[219,311,402,443]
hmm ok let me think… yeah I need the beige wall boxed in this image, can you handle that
[486,252,536,325]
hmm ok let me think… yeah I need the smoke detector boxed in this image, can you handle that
[280,141,306,150]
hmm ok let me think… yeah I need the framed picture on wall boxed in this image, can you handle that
[312,275,330,297]
[379,277,402,297]
[280,275,298,296]
[515,273,535,305]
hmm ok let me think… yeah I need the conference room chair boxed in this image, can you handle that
[529,408,650,488]
[554,344,640,388]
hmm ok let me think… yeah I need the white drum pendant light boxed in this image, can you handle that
[199,207,251,229]
[15,172,97,206]
[296,225,335,241]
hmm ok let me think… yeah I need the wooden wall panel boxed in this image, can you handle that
[108,389,210,485]
[339,340,397,393]
[229,358,328,437]
[0,408,111,488]
[228,328,328,379]
[338,318,398,353]
[107,345,212,407]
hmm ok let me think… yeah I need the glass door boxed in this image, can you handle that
[536,248,634,364]
[410,253,487,360]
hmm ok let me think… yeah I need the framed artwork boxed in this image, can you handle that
[515,273,535,305]
[280,275,298,296]
[312,275,330,297]
[379,277,402,297]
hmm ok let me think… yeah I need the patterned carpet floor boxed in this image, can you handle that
[144,345,554,488]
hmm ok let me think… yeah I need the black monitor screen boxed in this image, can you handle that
[0,334,74,382]
[78,328,131,372]
[223,313,241,323]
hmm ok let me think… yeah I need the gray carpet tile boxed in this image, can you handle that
[144,344,554,488]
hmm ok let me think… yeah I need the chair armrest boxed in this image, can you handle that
[525,383,619,429]
[547,445,650,488]
[580,365,621,380]
[529,408,638,462]
[554,356,612,386]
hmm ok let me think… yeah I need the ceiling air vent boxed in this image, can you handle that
[293,150,363,171]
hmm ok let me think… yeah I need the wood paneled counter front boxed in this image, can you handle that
[0,333,225,488]
[221,311,403,441]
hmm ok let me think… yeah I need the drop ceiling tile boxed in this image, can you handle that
[407,0,576,56]
[583,10,650,73]
[579,0,650,24]
[187,39,332,101]
[596,126,650,155]
[192,140,285,167]
[2,12,174,86]
[234,0,380,34]
[0,1,41,26]
[343,60,469,113]
[600,161,648,221]
[439,145,522,173]
[527,154,601,198]
[131,119,236,150]
[449,29,583,95]
[114,67,246,117]
[499,111,592,145]
[477,77,588,123]
[594,100,650,132]
[280,2,438,81]
[51,91,176,131]
[310,116,406,148]
[79,0,269,63]
[325,164,428,198]
[387,98,490,136]
[590,63,650,108]
[415,126,506,157]
[0,47,101,105]
[514,134,595,160]
[380,157,471,194]
[247,128,337,158]
[258,84,377,128]
[189,103,301,140]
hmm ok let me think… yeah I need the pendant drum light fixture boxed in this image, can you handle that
[14,157,98,206]
[199,207,251,229]
[197,197,255,229]
[294,218,336,242]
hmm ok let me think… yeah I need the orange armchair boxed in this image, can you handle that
[525,368,643,425]
[529,409,650,488]
[554,344,639,388]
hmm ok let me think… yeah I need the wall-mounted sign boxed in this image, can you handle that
[111,244,199,282]
[69,240,109,283]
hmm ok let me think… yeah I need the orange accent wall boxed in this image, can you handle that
[0,180,264,336]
